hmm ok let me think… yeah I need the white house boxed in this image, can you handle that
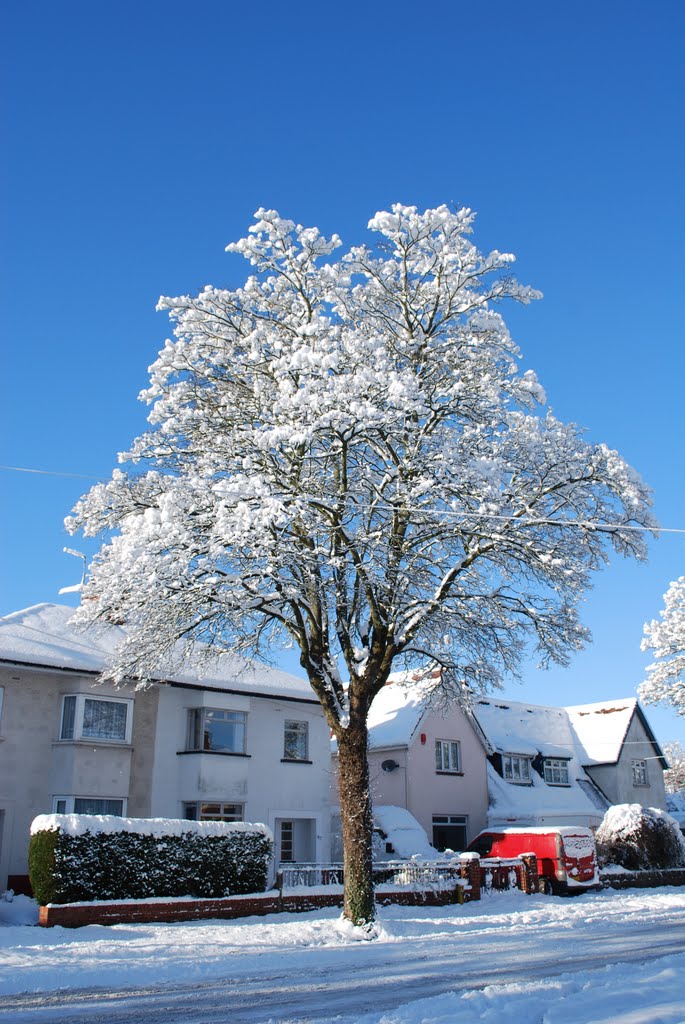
[471,696,668,830]
[0,604,331,892]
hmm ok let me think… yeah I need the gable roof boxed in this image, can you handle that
[566,698,667,769]
[0,603,314,702]
[366,671,437,749]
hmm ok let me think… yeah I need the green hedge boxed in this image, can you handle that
[29,817,272,905]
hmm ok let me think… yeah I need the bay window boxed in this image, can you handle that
[60,694,132,744]
[186,708,247,754]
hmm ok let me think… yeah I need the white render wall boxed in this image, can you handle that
[149,683,331,867]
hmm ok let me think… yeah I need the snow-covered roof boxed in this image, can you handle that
[470,697,612,826]
[485,762,607,826]
[472,698,579,760]
[0,603,314,701]
[565,699,637,765]
[366,670,442,749]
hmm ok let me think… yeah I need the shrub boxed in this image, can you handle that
[595,804,685,871]
[29,814,272,905]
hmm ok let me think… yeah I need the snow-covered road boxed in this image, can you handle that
[2,888,685,1023]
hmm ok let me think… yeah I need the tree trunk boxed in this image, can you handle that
[337,721,375,926]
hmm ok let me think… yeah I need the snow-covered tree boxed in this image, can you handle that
[663,741,685,794]
[640,577,685,715]
[68,204,655,926]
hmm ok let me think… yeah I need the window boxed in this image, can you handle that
[283,720,309,761]
[280,821,294,862]
[632,759,648,786]
[60,695,132,743]
[543,758,570,785]
[53,796,125,815]
[502,754,532,783]
[184,802,244,822]
[432,815,467,852]
[186,708,247,754]
[435,740,461,773]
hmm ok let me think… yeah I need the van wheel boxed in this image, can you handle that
[538,878,553,895]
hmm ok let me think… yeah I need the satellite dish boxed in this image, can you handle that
[381,759,399,773]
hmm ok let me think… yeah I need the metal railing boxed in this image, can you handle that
[277,860,464,890]
[276,856,528,894]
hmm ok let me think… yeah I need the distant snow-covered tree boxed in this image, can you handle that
[640,577,685,715]
[68,204,655,927]
[663,741,685,794]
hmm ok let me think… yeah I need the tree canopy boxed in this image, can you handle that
[68,204,656,924]
[641,577,685,714]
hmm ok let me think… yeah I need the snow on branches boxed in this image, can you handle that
[640,577,685,714]
[67,203,656,727]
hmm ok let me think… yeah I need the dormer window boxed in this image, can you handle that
[502,754,531,783]
[543,758,570,785]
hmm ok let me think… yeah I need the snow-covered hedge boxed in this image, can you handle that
[28,814,273,905]
[595,804,685,871]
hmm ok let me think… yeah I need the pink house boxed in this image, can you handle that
[363,673,489,852]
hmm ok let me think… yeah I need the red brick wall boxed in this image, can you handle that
[39,884,476,928]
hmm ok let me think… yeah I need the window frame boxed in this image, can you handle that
[280,820,294,862]
[183,801,244,822]
[543,758,571,786]
[631,758,648,786]
[283,720,310,762]
[186,707,248,755]
[52,795,126,816]
[59,694,133,744]
[502,753,532,784]
[435,739,461,774]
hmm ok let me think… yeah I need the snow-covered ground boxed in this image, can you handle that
[2,888,685,1023]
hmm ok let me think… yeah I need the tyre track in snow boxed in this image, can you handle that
[2,917,685,1023]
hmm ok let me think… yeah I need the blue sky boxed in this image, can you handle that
[2,1,684,745]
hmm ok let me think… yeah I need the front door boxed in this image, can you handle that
[277,818,315,863]
[432,814,467,852]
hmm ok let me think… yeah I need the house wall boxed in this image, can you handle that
[0,665,332,889]
[0,666,156,889]
[367,705,489,849]
[585,713,667,809]
[148,684,331,870]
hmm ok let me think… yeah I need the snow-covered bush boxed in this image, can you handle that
[29,814,272,905]
[595,804,685,871]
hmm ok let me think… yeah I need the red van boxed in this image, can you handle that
[466,826,599,894]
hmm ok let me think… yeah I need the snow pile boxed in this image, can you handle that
[595,804,685,870]
[373,806,439,860]
[0,894,38,928]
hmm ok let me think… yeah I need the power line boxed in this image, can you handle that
[0,465,101,481]
[1,463,684,535]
